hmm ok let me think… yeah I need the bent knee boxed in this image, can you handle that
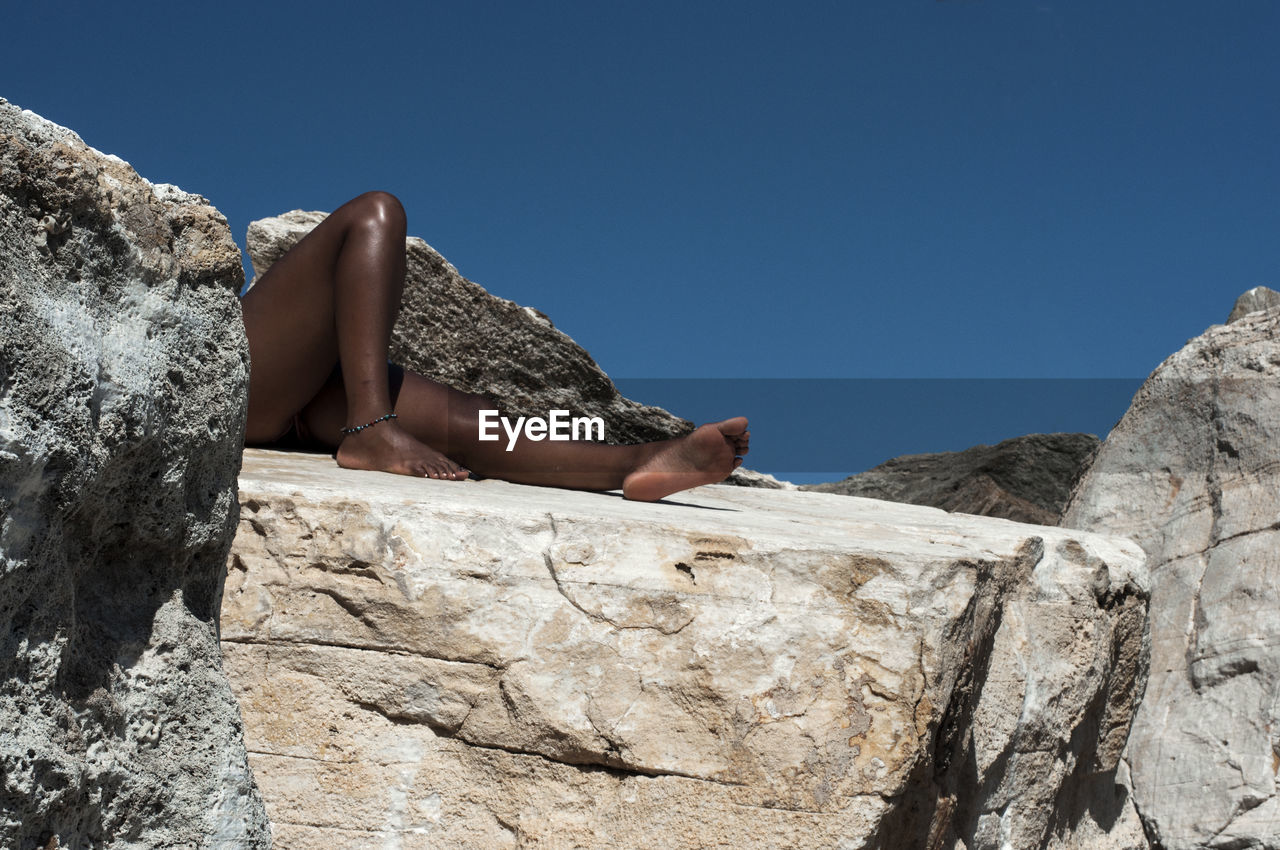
[348,190,406,233]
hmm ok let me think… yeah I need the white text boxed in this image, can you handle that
[478,410,605,451]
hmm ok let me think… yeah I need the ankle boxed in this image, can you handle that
[340,412,398,439]
[626,441,664,475]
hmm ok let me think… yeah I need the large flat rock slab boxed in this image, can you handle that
[224,449,1151,849]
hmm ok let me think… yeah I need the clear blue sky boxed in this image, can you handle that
[5,2,1278,480]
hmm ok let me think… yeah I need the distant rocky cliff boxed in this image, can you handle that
[805,433,1098,525]
[0,100,268,847]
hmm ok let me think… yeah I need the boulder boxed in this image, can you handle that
[1226,285,1280,324]
[804,433,1099,526]
[0,100,269,847]
[246,211,692,445]
[1062,308,1280,849]
[725,466,796,489]
[223,448,1150,849]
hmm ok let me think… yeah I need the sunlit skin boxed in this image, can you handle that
[239,191,749,502]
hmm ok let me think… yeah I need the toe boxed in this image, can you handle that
[715,417,749,436]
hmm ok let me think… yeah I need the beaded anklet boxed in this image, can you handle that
[340,412,397,437]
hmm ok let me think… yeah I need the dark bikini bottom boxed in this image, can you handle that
[247,364,407,454]
[254,413,324,452]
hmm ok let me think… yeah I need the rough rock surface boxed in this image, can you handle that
[0,101,269,847]
[224,448,1150,849]
[724,466,796,489]
[804,433,1099,526]
[1226,285,1280,324]
[246,211,692,445]
[1063,308,1280,850]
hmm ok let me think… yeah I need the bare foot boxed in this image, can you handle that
[622,417,750,502]
[335,420,470,480]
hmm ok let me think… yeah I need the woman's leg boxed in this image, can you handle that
[240,191,467,479]
[297,366,751,500]
[242,190,750,499]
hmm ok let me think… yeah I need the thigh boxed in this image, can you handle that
[240,215,351,443]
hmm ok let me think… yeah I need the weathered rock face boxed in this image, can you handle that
[224,448,1150,849]
[0,101,269,848]
[1226,285,1280,324]
[1062,309,1280,850]
[804,433,1099,526]
[246,211,691,445]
